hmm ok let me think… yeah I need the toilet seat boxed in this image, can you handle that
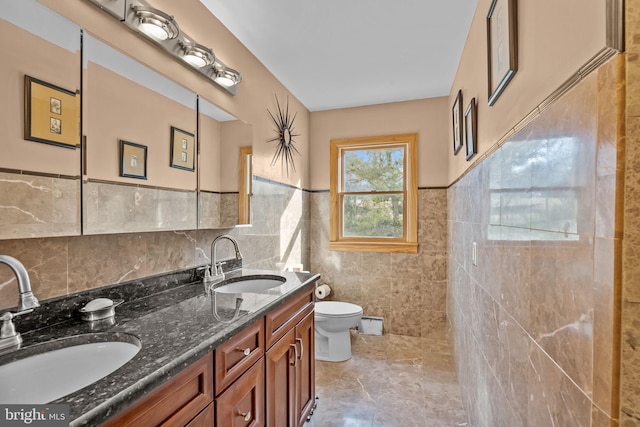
[315,301,363,318]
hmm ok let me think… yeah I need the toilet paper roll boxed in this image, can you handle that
[315,284,331,300]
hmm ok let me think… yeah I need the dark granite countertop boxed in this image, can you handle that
[0,267,319,426]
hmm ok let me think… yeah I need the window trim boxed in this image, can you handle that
[329,133,418,253]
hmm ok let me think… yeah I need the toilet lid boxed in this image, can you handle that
[315,301,363,317]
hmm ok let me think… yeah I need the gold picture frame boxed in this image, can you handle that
[170,126,195,171]
[487,0,518,106]
[120,140,148,180]
[24,75,80,149]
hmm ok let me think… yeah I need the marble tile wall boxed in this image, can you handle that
[621,1,640,425]
[309,188,448,337]
[0,179,309,311]
[448,58,624,426]
[0,172,80,239]
[83,181,197,234]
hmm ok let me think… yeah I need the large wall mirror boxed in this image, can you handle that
[199,98,253,229]
[0,1,82,240]
[82,34,199,234]
[0,0,254,238]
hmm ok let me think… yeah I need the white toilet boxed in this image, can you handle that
[314,301,363,362]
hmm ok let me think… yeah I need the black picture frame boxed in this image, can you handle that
[487,0,518,106]
[465,98,477,161]
[170,126,196,171]
[120,140,148,179]
[452,90,463,155]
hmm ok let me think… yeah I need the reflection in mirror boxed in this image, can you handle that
[82,34,198,234]
[488,137,582,241]
[0,1,82,240]
[198,98,252,228]
[238,146,253,225]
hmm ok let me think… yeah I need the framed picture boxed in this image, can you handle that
[452,90,463,155]
[487,0,518,106]
[24,75,80,149]
[465,98,477,161]
[170,126,195,171]
[120,140,147,179]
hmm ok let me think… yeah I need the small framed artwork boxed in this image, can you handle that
[465,98,477,161]
[170,126,195,171]
[487,0,518,106]
[120,140,148,179]
[452,90,463,155]
[24,75,80,149]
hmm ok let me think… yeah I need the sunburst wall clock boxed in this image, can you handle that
[267,95,300,176]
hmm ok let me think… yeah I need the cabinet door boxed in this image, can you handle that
[216,358,265,427]
[265,328,296,427]
[294,312,315,427]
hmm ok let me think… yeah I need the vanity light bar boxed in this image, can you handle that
[85,0,241,95]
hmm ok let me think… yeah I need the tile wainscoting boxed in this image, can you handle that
[0,178,309,310]
[309,188,448,337]
[447,57,624,426]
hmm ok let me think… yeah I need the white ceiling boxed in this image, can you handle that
[199,0,478,112]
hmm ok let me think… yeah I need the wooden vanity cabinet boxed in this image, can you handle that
[214,318,265,427]
[101,353,214,427]
[265,285,315,427]
[215,358,265,427]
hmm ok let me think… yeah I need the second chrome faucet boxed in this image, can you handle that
[205,235,243,287]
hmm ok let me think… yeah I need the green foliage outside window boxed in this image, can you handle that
[342,147,405,238]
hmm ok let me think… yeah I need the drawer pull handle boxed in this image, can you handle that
[236,347,251,356]
[238,411,252,421]
[290,343,298,366]
[295,338,304,359]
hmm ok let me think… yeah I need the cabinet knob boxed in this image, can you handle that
[236,347,251,356]
[238,411,251,421]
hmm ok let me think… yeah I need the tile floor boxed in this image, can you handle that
[307,331,468,427]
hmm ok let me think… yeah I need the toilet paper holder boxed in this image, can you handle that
[315,283,331,300]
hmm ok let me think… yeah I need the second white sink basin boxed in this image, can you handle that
[0,333,141,404]
[213,275,286,294]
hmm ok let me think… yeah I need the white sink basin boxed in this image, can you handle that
[0,334,141,404]
[213,275,285,294]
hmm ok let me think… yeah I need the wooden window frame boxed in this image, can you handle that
[330,133,418,253]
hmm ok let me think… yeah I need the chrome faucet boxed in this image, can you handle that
[0,255,40,353]
[206,235,243,284]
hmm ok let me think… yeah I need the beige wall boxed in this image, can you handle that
[0,19,80,175]
[40,0,310,189]
[199,113,222,193]
[309,98,449,190]
[220,120,253,192]
[448,0,608,183]
[85,64,197,190]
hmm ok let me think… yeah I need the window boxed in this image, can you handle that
[330,133,418,253]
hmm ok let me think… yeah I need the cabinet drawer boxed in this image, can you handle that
[185,402,214,427]
[101,353,213,427]
[216,358,265,427]
[265,284,314,349]
[215,318,264,395]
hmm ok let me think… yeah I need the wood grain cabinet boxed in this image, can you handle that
[102,283,316,427]
[265,286,316,427]
[215,358,265,427]
[101,353,214,427]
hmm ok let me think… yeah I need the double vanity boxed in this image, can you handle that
[0,265,319,426]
